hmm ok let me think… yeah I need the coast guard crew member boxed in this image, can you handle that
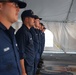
[0,0,27,75]
[16,10,35,75]
[40,23,45,56]
[37,23,46,71]
[32,15,42,75]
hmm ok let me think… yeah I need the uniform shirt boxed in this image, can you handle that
[30,27,39,54]
[37,30,42,55]
[41,32,45,55]
[16,24,35,66]
[36,30,45,56]
[0,22,21,75]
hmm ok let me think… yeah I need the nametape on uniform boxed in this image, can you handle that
[4,47,10,52]
[30,38,32,40]
[16,44,18,46]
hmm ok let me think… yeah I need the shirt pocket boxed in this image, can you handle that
[0,47,17,72]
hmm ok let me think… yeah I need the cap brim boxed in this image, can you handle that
[34,15,42,20]
[34,17,42,20]
[39,18,42,20]
[17,1,27,8]
[0,0,27,8]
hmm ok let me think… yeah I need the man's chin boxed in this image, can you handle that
[14,18,18,22]
[11,19,18,24]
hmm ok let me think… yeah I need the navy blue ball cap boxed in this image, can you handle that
[34,15,42,20]
[0,0,27,8]
[21,10,35,21]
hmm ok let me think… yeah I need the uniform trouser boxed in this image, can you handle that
[34,53,40,75]
[24,59,34,75]
[25,64,34,75]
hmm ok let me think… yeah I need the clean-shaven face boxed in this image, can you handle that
[28,17,35,27]
[0,2,20,23]
[34,19,40,28]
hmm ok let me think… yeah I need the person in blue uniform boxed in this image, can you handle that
[37,23,46,70]
[0,0,27,75]
[33,20,46,74]
[16,10,35,75]
[30,27,39,75]
[31,15,42,75]
[40,23,45,56]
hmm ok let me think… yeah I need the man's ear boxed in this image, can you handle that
[24,17,29,22]
[23,17,28,23]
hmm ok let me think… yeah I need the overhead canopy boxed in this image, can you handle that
[18,0,76,23]
[12,0,76,55]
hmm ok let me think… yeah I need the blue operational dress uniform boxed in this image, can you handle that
[36,30,45,72]
[33,29,43,74]
[38,30,45,57]
[0,22,21,75]
[30,27,39,75]
[38,30,42,56]
[40,31,45,56]
[16,24,35,75]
